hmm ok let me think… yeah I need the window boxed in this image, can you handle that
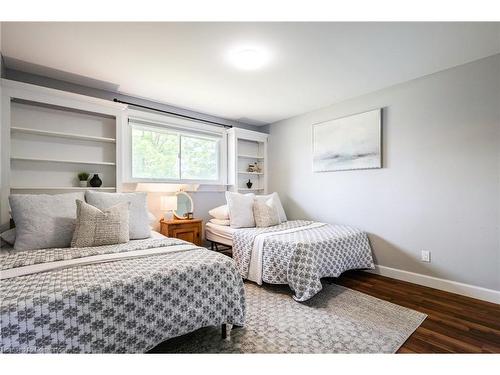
[132,126,180,179]
[128,118,224,183]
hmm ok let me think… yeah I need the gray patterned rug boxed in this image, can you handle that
[150,282,426,353]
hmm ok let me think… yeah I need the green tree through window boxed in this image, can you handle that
[131,125,219,181]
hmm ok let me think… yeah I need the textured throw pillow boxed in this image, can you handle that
[253,196,281,228]
[85,191,150,239]
[208,205,230,220]
[209,218,231,226]
[71,200,130,248]
[0,228,16,246]
[225,191,256,228]
[255,192,287,223]
[9,192,85,251]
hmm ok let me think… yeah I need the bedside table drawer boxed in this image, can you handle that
[171,227,200,244]
[160,219,203,246]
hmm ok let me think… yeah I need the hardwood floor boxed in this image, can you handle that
[333,271,500,353]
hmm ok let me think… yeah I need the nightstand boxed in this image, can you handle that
[159,218,203,246]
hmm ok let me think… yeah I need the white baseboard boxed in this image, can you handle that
[365,265,500,305]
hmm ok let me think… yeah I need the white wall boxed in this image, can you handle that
[0,22,4,231]
[268,54,500,291]
[122,183,226,240]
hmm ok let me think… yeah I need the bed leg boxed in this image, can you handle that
[210,242,214,251]
[221,323,227,339]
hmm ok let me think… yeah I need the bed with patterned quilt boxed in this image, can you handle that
[0,236,246,353]
[207,220,374,302]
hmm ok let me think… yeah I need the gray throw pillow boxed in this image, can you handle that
[0,228,16,246]
[9,192,85,251]
[71,200,130,248]
[253,196,280,228]
[85,191,151,239]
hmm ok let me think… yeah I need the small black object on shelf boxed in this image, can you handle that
[89,174,103,187]
[246,179,253,188]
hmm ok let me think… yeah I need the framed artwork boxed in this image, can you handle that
[313,108,382,172]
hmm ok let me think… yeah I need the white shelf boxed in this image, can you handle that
[238,171,264,175]
[11,157,116,166]
[11,126,116,143]
[238,154,265,160]
[11,186,116,190]
[238,188,265,191]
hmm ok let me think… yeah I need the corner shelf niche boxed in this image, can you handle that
[227,128,268,194]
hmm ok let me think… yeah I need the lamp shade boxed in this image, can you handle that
[161,195,178,211]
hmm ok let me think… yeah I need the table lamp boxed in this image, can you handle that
[161,195,177,220]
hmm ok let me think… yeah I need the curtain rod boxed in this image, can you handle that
[113,98,233,128]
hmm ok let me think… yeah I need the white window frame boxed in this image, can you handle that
[123,109,227,185]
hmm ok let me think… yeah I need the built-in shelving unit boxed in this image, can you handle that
[1,79,128,223]
[227,128,268,194]
[6,99,120,194]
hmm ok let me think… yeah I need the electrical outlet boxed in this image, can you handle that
[421,250,431,262]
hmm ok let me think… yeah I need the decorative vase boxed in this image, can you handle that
[246,179,253,189]
[89,174,102,188]
[79,180,88,188]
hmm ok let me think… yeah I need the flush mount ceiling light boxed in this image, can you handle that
[226,46,271,70]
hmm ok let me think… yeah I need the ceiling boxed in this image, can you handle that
[2,22,499,125]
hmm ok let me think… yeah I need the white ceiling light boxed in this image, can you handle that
[227,46,271,70]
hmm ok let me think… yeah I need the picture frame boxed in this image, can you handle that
[312,108,382,172]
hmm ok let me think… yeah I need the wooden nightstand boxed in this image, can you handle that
[159,218,203,246]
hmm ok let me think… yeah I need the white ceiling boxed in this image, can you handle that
[2,22,499,125]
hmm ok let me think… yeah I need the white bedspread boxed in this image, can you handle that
[1,244,195,280]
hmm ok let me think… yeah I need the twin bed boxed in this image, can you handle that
[207,219,374,302]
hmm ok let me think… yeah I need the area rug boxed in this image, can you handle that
[150,282,426,353]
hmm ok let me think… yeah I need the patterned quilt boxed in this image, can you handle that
[0,238,245,353]
[232,220,374,301]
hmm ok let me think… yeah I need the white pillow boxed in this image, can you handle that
[208,205,229,220]
[255,192,287,223]
[148,211,156,224]
[209,218,230,226]
[253,196,280,228]
[9,192,85,250]
[225,191,256,228]
[85,191,151,239]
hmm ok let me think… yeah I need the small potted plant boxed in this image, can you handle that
[78,172,89,188]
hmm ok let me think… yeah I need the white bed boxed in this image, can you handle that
[205,222,236,246]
